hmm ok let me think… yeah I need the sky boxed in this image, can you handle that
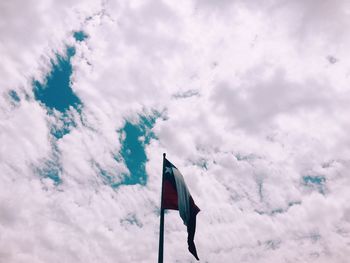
[1,0,350,262]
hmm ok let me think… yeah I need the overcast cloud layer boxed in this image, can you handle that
[1,0,350,262]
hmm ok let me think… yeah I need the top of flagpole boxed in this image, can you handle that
[163,153,166,158]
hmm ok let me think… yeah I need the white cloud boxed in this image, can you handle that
[1,0,350,262]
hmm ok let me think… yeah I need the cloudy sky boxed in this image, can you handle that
[1,0,350,262]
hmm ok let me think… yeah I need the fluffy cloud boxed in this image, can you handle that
[1,0,350,262]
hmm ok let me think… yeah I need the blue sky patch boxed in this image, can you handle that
[302,175,326,194]
[32,43,83,184]
[35,150,62,185]
[74,31,88,42]
[303,175,325,185]
[9,90,20,103]
[50,112,78,140]
[114,114,158,187]
[33,45,83,140]
[33,46,81,113]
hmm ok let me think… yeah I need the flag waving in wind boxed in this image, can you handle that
[161,157,200,260]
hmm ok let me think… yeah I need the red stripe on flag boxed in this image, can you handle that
[162,179,178,210]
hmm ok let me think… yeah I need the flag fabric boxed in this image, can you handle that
[162,158,200,260]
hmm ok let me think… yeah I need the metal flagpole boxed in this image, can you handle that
[158,153,166,263]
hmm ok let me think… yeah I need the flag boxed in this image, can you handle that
[162,158,200,260]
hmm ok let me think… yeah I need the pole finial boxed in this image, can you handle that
[163,153,166,158]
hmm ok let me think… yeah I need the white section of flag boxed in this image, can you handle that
[172,166,191,225]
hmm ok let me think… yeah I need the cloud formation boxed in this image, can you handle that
[1,0,350,262]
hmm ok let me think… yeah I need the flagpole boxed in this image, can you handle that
[158,153,166,263]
